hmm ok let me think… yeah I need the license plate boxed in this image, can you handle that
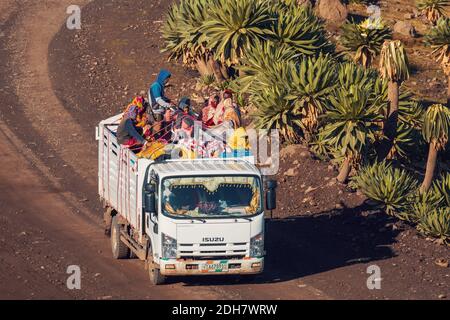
[201,261,228,272]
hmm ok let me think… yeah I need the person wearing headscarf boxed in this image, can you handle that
[148,69,173,114]
[116,105,148,148]
[222,98,241,129]
[201,95,220,127]
[147,70,174,139]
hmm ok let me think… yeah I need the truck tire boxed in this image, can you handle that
[111,215,130,259]
[147,245,166,285]
[149,266,166,285]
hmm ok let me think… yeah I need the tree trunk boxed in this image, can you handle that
[378,80,399,160]
[195,58,209,77]
[420,141,438,193]
[207,57,226,83]
[337,157,352,183]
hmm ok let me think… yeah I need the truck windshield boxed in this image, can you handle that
[161,176,262,218]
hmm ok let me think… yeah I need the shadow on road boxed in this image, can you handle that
[175,202,400,286]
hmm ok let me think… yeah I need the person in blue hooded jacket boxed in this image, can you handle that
[148,69,173,114]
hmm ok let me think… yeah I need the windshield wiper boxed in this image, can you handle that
[190,217,206,223]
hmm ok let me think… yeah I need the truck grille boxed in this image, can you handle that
[178,242,248,259]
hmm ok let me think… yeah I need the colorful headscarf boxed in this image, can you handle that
[125,105,138,120]
[131,96,144,111]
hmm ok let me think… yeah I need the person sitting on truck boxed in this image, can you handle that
[148,69,173,117]
[173,97,199,130]
[147,70,175,141]
[201,95,220,128]
[222,98,241,129]
[116,105,148,150]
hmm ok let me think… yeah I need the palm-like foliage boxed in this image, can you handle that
[431,172,450,206]
[162,0,210,69]
[253,86,302,143]
[379,40,410,83]
[353,161,419,218]
[416,207,450,240]
[319,86,383,182]
[422,104,450,149]
[238,41,298,93]
[337,62,378,92]
[425,17,450,73]
[425,17,450,107]
[340,18,392,68]
[288,54,338,140]
[271,3,334,56]
[200,0,274,66]
[416,0,450,24]
[421,104,450,191]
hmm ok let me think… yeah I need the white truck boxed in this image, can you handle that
[97,114,277,284]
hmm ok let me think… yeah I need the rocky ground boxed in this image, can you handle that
[0,0,448,299]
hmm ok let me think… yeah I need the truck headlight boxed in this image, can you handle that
[250,233,264,258]
[162,233,177,259]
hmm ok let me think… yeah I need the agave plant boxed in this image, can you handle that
[421,104,450,192]
[416,207,450,241]
[425,17,450,107]
[430,172,450,206]
[337,62,379,92]
[253,85,302,143]
[238,41,298,93]
[353,161,419,218]
[201,0,274,67]
[288,54,338,141]
[319,86,383,182]
[416,0,450,24]
[162,0,212,75]
[271,3,334,56]
[340,18,392,68]
[378,40,410,159]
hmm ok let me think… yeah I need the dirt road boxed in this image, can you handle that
[0,0,328,300]
[0,0,448,300]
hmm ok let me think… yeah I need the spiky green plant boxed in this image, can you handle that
[433,172,450,206]
[353,161,419,218]
[271,3,334,56]
[421,104,450,192]
[416,207,450,241]
[425,17,450,107]
[319,86,383,182]
[387,122,417,160]
[287,54,338,141]
[337,62,379,92]
[253,85,302,143]
[197,74,216,88]
[238,41,298,93]
[162,0,212,73]
[416,0,450,24]
[340,18,392,68]
[200,0,274,67]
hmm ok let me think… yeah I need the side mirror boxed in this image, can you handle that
[265,179,277,211]
[145,192,156,213]
[145,184,156,213]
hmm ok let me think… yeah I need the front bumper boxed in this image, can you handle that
[159,257,264,276]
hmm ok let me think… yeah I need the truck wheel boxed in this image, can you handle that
[111,215,129,259]
[147,245,166,285]
[148,263,166,285]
